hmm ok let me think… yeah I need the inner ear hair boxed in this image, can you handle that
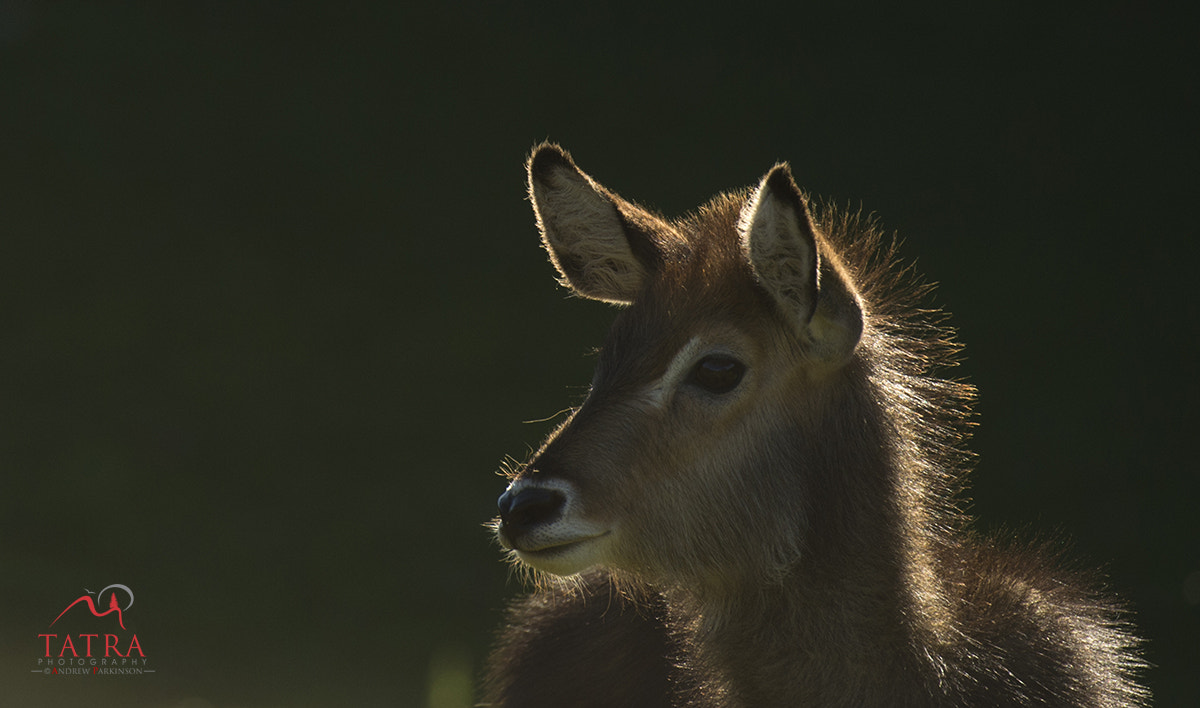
[527,143,662,304]
[740,164,820,325]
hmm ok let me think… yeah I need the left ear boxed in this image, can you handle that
[739,164,863,364]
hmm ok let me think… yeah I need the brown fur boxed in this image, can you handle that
[483,144,1147,707]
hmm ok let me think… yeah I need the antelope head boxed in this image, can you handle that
[495,144,865,592]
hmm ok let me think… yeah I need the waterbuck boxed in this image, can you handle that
[484,143,1147,707]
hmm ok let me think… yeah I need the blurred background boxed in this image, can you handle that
[1,2,1195,706]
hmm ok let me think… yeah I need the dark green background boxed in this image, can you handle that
[2,2,1195,706]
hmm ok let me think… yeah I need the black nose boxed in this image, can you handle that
[498,486,566,532]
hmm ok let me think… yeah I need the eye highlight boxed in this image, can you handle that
[686,355,746,394]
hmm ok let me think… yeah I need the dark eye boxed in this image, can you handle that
[687,355,746,394]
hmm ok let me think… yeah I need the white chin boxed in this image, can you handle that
[515,534,609,576]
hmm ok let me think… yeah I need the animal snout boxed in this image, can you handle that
[498,484,566,533]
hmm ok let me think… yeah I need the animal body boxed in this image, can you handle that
[484,143,1147,707]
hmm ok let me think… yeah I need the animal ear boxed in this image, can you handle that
[527,143,665,304]
[739,164,863,364]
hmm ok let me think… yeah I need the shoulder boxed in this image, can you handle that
[481,570,677,708]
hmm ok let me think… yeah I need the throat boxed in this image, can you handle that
[666,551,947,706]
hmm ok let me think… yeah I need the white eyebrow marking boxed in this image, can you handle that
[642,336,703,408]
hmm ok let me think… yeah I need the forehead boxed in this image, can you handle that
[594,198,779,386]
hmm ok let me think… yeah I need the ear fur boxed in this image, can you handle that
[527,143,664,304]
[739,164,864,364]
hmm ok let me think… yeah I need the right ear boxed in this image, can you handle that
[739,164,863,365]
[527,143,666,304]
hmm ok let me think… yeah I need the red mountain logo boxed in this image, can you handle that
[50,585,134,630]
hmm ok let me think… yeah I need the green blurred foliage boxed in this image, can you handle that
[1,2,1195,705]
